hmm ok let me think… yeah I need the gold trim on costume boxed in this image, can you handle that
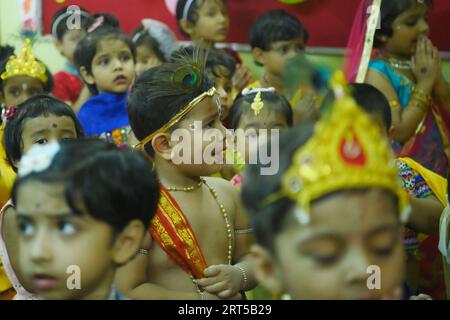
[356,0,382,83]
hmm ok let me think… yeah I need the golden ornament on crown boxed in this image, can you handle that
[1,38,48,83]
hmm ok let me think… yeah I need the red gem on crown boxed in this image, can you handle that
[339,132,366,166]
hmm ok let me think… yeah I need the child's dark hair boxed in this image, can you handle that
[321,83,392,131]
[132,26,168,63]
[176,0,227,38]
[0,45,15,91]
[12,139,160,231]
[374,0,434,48]
[3,95,84,172]
[74,15,136,95]
[242,124,399,253]
[249,9,309,52]
[93,13,121,29]
[241,124,314,252]
[0,46,54,94]
[128,48,213,156]
[229,91,293,130]
[51,6,93,41]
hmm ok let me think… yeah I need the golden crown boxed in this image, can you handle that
[273,71,411,224]
[0,39,48,83]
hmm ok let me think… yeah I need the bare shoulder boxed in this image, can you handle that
[203,176,239,204]
[203,176,236,195]
[203,176,239,218]
[202,177,249,229]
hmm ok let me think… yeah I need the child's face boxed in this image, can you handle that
[210,66,233,119]
[163,94,227,177]
[135,45,163,77]
[187,0,229,44]
[83,39,135,94]
[256,36,305,77]
[384,3,429,58]
[56,29,87,65]
[15,181,117,300]
[254,189,405,300]
[1,76,45,106]
[236,108,289,163]
[20,114,78,160]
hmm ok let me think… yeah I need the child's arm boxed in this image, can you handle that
[197,182,257,299]
[115,233,199,300]
[366,69,431,143]
[408,195,444,235]
[115,233,238,300]
[366,38,440,143]
[71,86,91,114]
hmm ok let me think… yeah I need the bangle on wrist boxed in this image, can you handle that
[412,88,432,104]
[389,100,400,110]
[235,266,248,290]
[411,97,429,113]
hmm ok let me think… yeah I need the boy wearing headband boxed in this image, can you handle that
[116,48,256,300]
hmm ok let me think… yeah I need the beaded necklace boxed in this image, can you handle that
[165,177,233,296]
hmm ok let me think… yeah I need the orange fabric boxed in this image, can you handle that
[150,184,208,279]
[0,287,15,300]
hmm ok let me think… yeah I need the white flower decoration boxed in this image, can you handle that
[18,142,61,177]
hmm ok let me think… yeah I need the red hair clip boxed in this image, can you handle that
[1,106,16,122]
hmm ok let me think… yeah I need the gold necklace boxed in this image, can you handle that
[388,57,412,70]
[166,179,204,192]
[200,177,233,265]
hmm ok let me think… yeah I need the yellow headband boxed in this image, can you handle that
[0,39,48,84]
[134,87,217,151]
[263,71,410,224]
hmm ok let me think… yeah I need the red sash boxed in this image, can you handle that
[150,184,208,279]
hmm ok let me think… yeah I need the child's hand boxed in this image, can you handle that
[196,264,245,299]
[292,90,318,125]
[202,291,243,300]
[409,294,433,300]
[412,36,440,92]
[233,65,252,92]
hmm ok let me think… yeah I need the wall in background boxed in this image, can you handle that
[0,0,66,73]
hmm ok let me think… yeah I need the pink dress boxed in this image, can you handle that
[0,200,40,300]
